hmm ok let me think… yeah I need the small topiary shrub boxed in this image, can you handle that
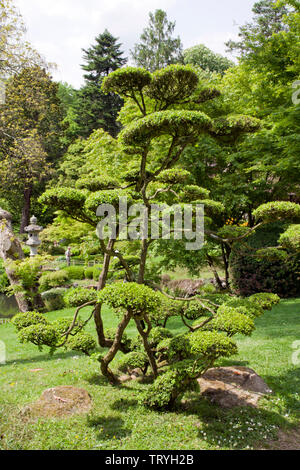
[51,317,84,336]
[39,270,70,292]
[12,311,48,331]
[140,359,207,410]
[148,327,173,348]
[64,287,97,308]
[182,300,211,321]
[222,298,264,318]
[148,296,182,327]
[202,293,233,305]
[66,333,97,356]
[84,266,95,280]
[62,266,85,280]
[248,293,280,311]
[92,264,103,281]
[18,324,59,351]
[157,335,191,361]
[253,201,300,223]
[97,282,161,318]
[204,306,255,337]
[230,223,300,297]
[188,330,238,360]
[279,225,300,252]
[118,351,148,374]
[41,288,67,311]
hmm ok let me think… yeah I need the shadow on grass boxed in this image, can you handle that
[262,368,300,415]
[87,414,132,441]
[177,395,290,448]
[110,398,139,411]
[83,372,110,387]
[4,350,81,366]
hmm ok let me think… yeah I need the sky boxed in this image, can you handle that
[14,0,258,89]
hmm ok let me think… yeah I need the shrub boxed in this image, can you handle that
[64,287,97,308]
[41,288,67,311]
[62,266,85,280]
[12,311,48,331]
[248,293,280,311]
[140,369,183,410]
[203,306,255,337]
[118,351,148,374]
[188,330,238,360]
[179,185,210,202]
[147,296,182,327]
[84,266,95,280]
[200,283,217,295]
[97,282,161,318]
[202,293,232,305]
[66,333,97,356]
[51,318,79,335]
[183,300,211,321]
[18,324,59,350]
[0,272,9,293]
[253,201,300,223]
[140,359,207,410]
[222,298,264,318]
[39,270,70,292]
[157,335,191,361]
[157,168,192,185]
[148,327,173,348]
[93,264,103,281]
[279,225,300,252]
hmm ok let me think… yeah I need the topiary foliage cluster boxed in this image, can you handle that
[64,287,97,308]
[136,292,279,410]
[12,311,96,356]
[97,282,161,318]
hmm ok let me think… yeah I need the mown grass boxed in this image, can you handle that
[0,299,299,450]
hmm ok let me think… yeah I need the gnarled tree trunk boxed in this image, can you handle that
[0,208,29,312]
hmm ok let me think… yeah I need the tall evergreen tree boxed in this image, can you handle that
[76,30,127,138]
[131,9,183,72]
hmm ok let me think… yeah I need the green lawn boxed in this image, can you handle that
[0,299,299,450]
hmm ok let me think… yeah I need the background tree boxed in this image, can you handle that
[226,0,290,57]
[57,82,81,147]
[176,0,300,291]
[183,44,234,74]
[0,0,47,78]
[0,66,64,231]
[75,30,127,138]
[131,9,183,71]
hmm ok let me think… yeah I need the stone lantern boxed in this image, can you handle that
[24,215,43,257]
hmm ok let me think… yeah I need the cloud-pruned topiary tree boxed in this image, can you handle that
[14,64,300,407]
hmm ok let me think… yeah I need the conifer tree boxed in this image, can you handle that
[131,9,183,72]
[76,30,127,137]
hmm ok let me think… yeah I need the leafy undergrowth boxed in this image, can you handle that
[0,299,299,450]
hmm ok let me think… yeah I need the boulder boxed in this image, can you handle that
[198,366,272,408]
